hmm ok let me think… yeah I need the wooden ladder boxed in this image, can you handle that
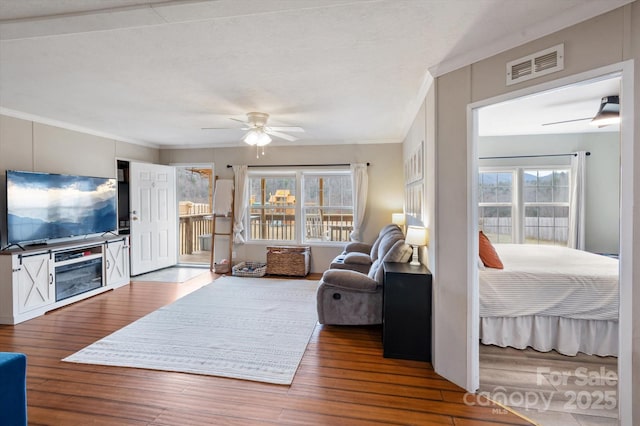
[209,177,234,272]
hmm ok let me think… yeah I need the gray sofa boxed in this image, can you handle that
[317,224,412,325]
[328,224,403,274]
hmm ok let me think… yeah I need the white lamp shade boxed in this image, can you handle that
[391,213,405,226]
[405,226,428,247]
[243,130,259,145]
[243,129,272,146]
[256,132,272,146]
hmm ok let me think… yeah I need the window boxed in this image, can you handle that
[247,170,353,243]
[478,167,570,246]
[303,173,353,242]
[523,169,569,245]
[478,171,514,243]
[248,174,297,241]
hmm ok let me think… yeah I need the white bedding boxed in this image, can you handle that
[479,244,619,320]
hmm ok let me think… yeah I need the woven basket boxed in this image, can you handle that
[232,261,267,277]
[266,246,310,276]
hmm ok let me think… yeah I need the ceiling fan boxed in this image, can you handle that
[542,95,620,127]
[202,112,304,146]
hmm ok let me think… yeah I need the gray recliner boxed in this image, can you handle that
[329,224,404,274]
[317,232,412,325]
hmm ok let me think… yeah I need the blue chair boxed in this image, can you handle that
[0,352,27,426]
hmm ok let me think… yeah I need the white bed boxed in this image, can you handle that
[479,244,619,356]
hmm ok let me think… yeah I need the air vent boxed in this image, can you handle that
[506,44,564,86]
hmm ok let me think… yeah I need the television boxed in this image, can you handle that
[6,170,118,246]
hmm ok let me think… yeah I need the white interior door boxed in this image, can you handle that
[129,162,177,275]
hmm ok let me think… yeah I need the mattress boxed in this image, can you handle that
[479,244,619,321]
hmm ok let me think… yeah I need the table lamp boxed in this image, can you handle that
[405,225,428,266]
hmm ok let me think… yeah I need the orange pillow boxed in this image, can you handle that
[479,231,503,269]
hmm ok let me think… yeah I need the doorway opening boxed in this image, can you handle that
[471,70,626,425]
[176,165,214,266]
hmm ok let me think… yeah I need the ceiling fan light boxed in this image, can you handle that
[590,95,620,127]
[591,115,621,127]
[256,132,272,146]
[243,130,260,145]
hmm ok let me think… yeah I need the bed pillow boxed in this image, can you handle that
[479,231,503,269]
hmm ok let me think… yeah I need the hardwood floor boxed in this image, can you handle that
[0,272,532,425]
[480,344,618,426]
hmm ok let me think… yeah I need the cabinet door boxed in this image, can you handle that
[15,253,53,313]
[105,238,130,287]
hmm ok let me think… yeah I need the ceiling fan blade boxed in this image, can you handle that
[541,117,591,126]
[202,116,250,130]
[202,125,251,130]
[267,126,304,132]
[267,130,298,141]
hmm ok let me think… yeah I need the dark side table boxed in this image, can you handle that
[382,262,432,362]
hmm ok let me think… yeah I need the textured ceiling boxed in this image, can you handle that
[479,75,621,136]
[0,0,631,148]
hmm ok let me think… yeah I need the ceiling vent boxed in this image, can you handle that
[506,44,564,86]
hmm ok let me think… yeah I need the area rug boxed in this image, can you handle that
[131,266,207,283]
[63,276,319,385]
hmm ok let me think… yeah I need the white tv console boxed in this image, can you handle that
[0,235,130,325]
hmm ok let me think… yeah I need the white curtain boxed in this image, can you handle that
[568,151,587,250]
[232,165,248,244]
[349,163,368,242]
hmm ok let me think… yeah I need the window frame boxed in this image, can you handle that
[521,168,571,245]
[478,168,516,243]
[245,168,354,245]
[478,165,571,245]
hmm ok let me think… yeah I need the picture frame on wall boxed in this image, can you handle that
[404,141,424,219]
[404,141,424,184]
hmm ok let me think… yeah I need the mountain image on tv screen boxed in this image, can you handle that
[6,170,118,245]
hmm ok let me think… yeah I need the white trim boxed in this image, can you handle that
[616,60,634,426]
[467,106,480,392]
[0,107,159,148]
[467,61,634,424]
[161,138,404,150]
[400,72,434,142]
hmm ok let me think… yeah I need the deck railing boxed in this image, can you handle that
[179,213,212,255]
[179,205,354,255]
[249,213,353,242]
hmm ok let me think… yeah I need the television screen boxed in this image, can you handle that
[6,170,118,245]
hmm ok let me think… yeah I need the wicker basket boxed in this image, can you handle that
[232,261,267,277]
[266,246,310,276]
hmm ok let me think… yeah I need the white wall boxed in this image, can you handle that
[0,113,404,272]
[0,115,159,177]
[402,85,436,271]
[479,132,620,254]
[0,114,160,246]
[428,3,639,423]
[160,142,404,272]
